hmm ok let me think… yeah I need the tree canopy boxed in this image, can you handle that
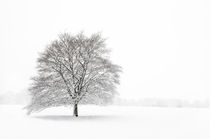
[26,32,121,116]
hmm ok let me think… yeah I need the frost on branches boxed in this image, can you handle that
[26,32,121,117]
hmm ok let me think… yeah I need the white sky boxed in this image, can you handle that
[0,0,210,100]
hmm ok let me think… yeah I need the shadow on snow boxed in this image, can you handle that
[33,115,120,121]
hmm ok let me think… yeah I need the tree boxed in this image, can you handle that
[26,32,121,117]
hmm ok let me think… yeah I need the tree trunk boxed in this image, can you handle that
[73,103,78,117]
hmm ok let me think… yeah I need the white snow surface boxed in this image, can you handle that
[0,105,210,139]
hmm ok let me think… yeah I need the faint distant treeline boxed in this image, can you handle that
[1,92,210,108]
[114,97,210,108]
[0,91,30,105]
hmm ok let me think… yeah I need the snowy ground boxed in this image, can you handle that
[0,105,210,139]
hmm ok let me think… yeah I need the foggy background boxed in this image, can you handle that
[0,0,210,105]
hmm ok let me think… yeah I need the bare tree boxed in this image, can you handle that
[26,32,121,117]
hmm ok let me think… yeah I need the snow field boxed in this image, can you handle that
[0,105,210,139]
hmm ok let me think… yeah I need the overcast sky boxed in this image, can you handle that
[0,0,210,100]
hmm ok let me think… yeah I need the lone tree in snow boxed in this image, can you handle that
[26,32,121,117]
